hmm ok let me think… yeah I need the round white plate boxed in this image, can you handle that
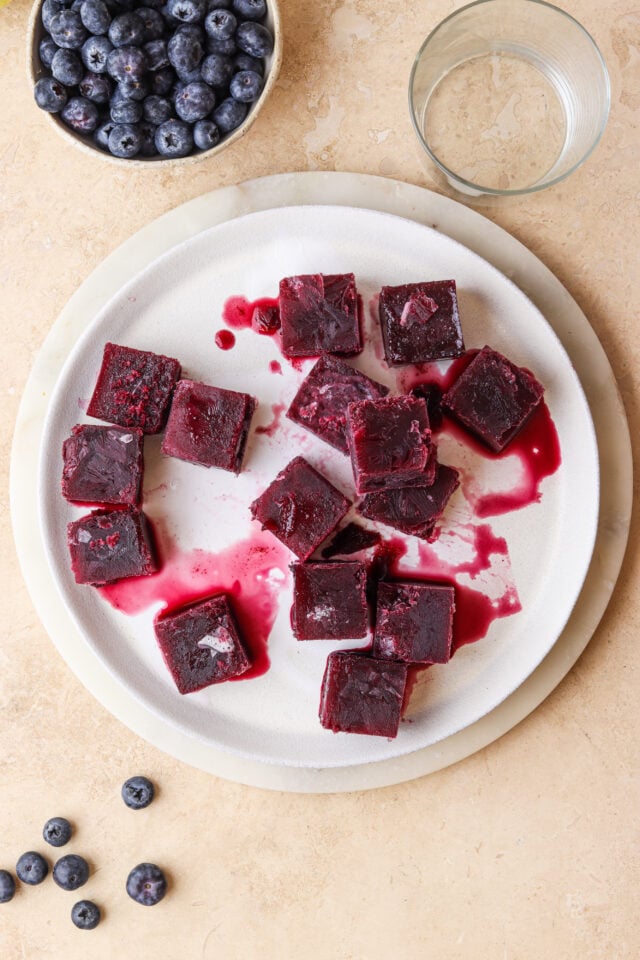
[37,203,598,770]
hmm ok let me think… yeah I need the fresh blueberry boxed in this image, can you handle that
[110,97,143,123]
[155,118,193,157]
[126,863,167,906]
[94,117,115,149]
[142,94,172,123]
[167,29,203,74]
[212,95,247,132]
[0,871,16,903]
[193,117,219,150]
[167,0,205,22]
[205,35,236,56]
[107,45,148,82]
[79,71,113,103]
[81,34,113,73]
[39,34,60,68]
[175,22,205,42]
[108,12,145,47]
[174,63,202,83]
[136,6,165,40]
[138,120,158,155]
[143,38,169,70]
[61,95,99,131]
[51,48,84,85]
[49,9,88,49]
[42,0,64,33]
[108,122,143,157]
[42,817,72,848]
[79,0,111,34]
[174,80,214,121]
[71,899,101,930]
[121,775,155,809]
[235,21,273,58]
[200,52,233,87]
[149,65,175,95]
[16,852,49,885]
[34,76,68,112]
[118,77,149,100]
[52,854,90,891]
[204,7,236,40]
[232,0,265,21]
[233,51,262,76]
[207,0,231,8]
[229,68,262,102]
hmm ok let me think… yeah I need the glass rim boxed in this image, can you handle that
[408,0,611,197]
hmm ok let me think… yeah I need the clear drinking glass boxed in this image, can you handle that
[409,0,610,197]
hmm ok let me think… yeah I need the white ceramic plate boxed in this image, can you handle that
[37,204,599,769]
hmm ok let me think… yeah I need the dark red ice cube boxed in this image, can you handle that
[442,345,544,452]
[67,507,158,585]
[154,594,252,694]
[319,651,407,738]
[161,379,256,474]
[61,424,144,506]
[250,456,350,560]
[379,280,465,365]
[291,560,368,640]
[357,462,460,540]
[373,580,455,664]
[287,354,389,454]
[279,273,361,357]
[87,342,181,434]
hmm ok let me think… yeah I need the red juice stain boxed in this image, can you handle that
[215,329,236,350]
[98,530,291,680]
[269,360,283,375]
[222,295,280,335]
[255,402,286,437]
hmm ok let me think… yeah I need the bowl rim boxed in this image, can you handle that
[27,0,283,167]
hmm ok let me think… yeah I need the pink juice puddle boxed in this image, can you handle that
[255,402,286,437]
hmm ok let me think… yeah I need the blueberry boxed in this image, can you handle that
[205,35,236,56]
[94,117,115,149]
[174,63,202,83]
[107,45,148,82]
[108,122,143,157]
[204,8,236,40]
[138,120,158,155]
[167,0,205,23]
[0,871,16,904]
[232,0,265,21]
[126,863,167,906]
[212,95,246,132]
[155,118,193,157]
[143,38,169,70]
[79,71,113,102]
[39,34,60,69]
[108,12,145,47]
[81,35,113,72]
[193,117,219,150]
[42,817,72,848]
[16,852,49,885]
[149,65,175,95]
[229,68,262,102]
[206,0,231,8]
[49,9,88,49]
[42,0,64,33]
[52,854,90,891]
[136,6,165,40]
[235,21,273,58]
[174,80,214,121]
[167,29,203,74]
[233,52,262,76]
[175,22,205,42]
[200,52,233,87]
[80,0,111,34]
[34,76,68,112]
[71,899,101,929]
[110,97,143,122]
[51,48,84,85]
[142,94,172,123]
[118,77,149,100]
[121,775,155,809]
[61,95,100,131]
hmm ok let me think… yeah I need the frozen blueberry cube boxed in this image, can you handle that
[291,560,368,640]
[61,424,144,506]
[67,507,158,585]
[442,345,544,452]
[87,342,181,434]
[250,456,351,560]
[279,273,361,357]
[161,379,256,473]
[154,594,252,694]
[373,580,455,664]
[357,462,460,540]
[346,395,432,494]
[319,650,407,738]
[286,354,389,454]
[379,280,465,365]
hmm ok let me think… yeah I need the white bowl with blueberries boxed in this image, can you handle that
[29,0,282,163]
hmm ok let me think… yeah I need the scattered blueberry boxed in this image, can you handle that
[204,8,237,40]
[142,94,172,124]
[200,52,233,87]
[126,863,167,906]
[193,118,220,150]
[49,9,88,49]
[235,20,272,57]
[71,899,101,930]
[0,871,16,904]
[121,775,155,809]
[229,67,262,102]
[42,817,72,848]
[108,12,145,47]
[108,122,143,157]
[212,95,247,132]
[61,95,100,131]
[174,80,215,122]
[39,35,59,69]
[167,28,204,74]
[167,0,206,23]
[79,0,111,35]
[232,0,265,21]
[155,118,193,156]
[81,34,113,72]
[106,45,148,82]
[136,6,164,40]
[110,97,143,123]
[16,852,49,885]
[53,854,90,891]
[143,38,169,71]
[94,117,115,149]
[34,76,68,112]
[51,47,84,85]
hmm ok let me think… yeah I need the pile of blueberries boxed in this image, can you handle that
[33,0,274,159]
[0,776,166,930]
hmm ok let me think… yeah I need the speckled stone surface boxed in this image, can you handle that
[1,1,639,958]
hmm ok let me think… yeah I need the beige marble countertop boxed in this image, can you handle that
[1,0,638,957]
